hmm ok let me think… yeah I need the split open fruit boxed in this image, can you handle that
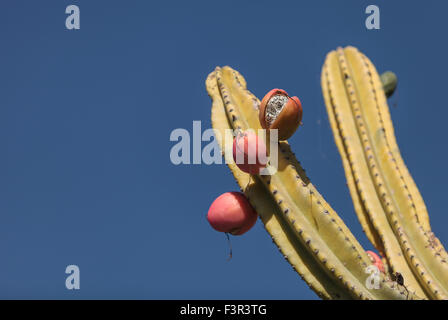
[259,88,302,140]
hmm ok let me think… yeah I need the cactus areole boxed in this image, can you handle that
[207,192,258,235]
[259,89,302,140]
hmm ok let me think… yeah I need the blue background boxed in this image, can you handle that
[0,0,447,299]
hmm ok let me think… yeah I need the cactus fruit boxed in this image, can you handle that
[207,192,258,236]
[380,71,398,98]
[259,89,303,140]
[232,130,267,174]
[366,251,385,274]
[205,46,447,299]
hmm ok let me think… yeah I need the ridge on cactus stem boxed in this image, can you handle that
[366,250,385,273]
[232,130,267,175]
[259,88,302,140]
[207,192,258,236]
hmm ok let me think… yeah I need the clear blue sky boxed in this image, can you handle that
[1,0,447,299]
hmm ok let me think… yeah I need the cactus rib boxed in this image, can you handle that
[206,66,413,300]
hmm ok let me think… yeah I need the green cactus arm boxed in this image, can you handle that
[206,66,413,300]
[321,46,448,299]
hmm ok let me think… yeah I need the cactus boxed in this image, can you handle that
[322,46,448,299]
[205,46,447,299]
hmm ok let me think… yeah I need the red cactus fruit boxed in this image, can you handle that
[207,192,258,236]
[259,88,303,140]
[366,250,385,273]
[232,130,267,175]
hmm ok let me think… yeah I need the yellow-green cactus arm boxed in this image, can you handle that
[206,66,413,300]
[321,53,425,298]
[321,46,448,299]
[346,47,448,297]
[378,68,448,266]
[322,66,386,259]
[207,70,341,300]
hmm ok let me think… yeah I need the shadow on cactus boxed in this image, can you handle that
[205,46,448,300]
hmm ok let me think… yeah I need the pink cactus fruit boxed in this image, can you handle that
[366,250,385,273]
[207,192,258,236]
[232,130,267,175]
